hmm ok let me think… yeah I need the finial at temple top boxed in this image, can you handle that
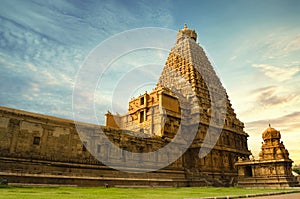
[177,24,197,42]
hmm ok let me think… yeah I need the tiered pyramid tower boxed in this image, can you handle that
[158,24,244,133]
[259,125,290,160]
[105,25,251,185]
[156,24,251,181]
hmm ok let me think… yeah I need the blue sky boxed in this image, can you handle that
[1,0,300,164]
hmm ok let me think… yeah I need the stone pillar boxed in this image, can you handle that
[9,119,20,154]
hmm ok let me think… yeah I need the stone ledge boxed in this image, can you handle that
[0,172,187,182]
[8,183,77,187]
[0,156,185,174]
[186,189,300,199]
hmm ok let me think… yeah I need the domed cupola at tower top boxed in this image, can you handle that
[176,24,197,42]
[262,124,281,141]
[259,125,290,161]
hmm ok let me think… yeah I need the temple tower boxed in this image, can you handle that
[259,125,290,160]
[236,126,299,187]
[106,25,251,185]
[158,24,246,138]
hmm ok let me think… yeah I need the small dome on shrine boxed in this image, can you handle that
[262,125,281,141]
[177,24,197,41]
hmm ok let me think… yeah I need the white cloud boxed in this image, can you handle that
[252,64,300,82]
[254,32,300,59]
[232,83,300,124]
[0,0,176,123]
[229,55,237,61]
[283,35,300,53]
[27,63,38,72]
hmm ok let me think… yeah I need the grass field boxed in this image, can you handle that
[0,186,290,199]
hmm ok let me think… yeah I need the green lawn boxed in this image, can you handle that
[0,186,290,199]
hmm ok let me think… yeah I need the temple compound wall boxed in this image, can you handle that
[0,106,187,187]
[236,126,299,188]
[1,25,251,187]
[0,104,248,187]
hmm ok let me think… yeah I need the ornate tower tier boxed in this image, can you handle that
[259,125,290,160]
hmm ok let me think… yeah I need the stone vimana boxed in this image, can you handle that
[236,125,299,187]
[0,25,298,187]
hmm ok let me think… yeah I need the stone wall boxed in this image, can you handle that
[0,106,94,164]
[0,106,192,187]
[0,106,249,187]
[236,160,299,187]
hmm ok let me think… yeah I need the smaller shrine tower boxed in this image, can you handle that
[259,125,290,160]
[235,125,299,187]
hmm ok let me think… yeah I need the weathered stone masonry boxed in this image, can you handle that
[0,106,189,186]
[0,25,251,187]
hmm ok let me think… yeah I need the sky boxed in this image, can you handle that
[1,0,300,164]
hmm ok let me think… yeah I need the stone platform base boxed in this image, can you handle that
[0,157,214,187]
[237,177,300,188]
[0,172,189,187]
